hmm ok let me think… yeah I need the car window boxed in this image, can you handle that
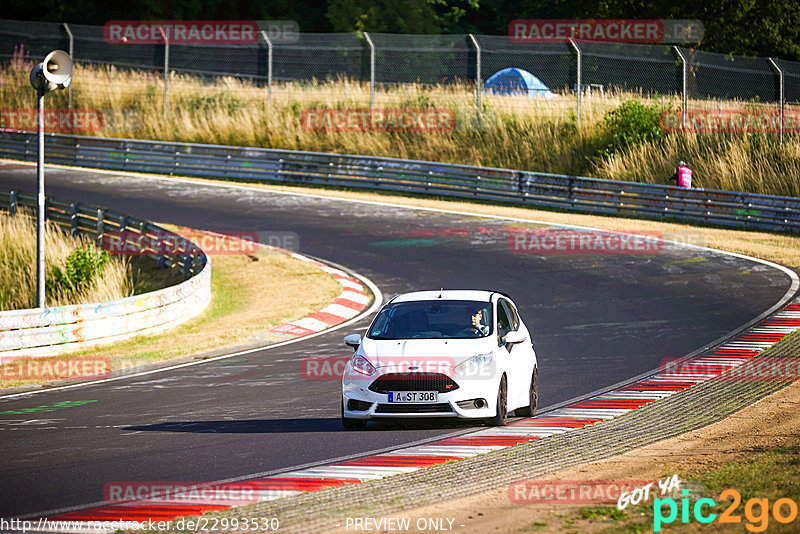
[496,300,512,341]
[500,299,519,331]
[367,300,493,340]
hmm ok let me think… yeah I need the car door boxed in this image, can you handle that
[494,298,518,406]
[498,298,532,408]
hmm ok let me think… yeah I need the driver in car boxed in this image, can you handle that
[470,306,490,336]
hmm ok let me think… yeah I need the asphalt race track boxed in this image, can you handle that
[0,162,794,518]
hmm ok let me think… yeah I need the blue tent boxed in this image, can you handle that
[484,68,554,98]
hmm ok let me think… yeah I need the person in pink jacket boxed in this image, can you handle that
[670,161,693,188]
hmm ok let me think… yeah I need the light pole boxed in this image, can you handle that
[29,50,73,309]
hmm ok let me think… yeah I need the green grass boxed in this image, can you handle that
[581,506,626,520]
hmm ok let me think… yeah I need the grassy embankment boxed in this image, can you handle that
[2,55,799,197]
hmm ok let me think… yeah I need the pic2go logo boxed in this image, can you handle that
[654,489,799,532]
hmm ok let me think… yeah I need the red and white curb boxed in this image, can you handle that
[259,252,371,340]
[170,228,372,343]
[39,299,800,529]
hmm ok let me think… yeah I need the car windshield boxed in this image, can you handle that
[367,300,493,340]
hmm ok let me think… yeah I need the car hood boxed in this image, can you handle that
[361,337,492,370]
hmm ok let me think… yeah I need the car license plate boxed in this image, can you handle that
[388,391,438,403]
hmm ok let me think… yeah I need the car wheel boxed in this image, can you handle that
[516,367,538,417]
[341,395,367,430]
[488,375,508,426]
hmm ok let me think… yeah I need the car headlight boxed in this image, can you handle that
[351,355,376,376]
[455,352,493,373]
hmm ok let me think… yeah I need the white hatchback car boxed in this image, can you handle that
[341,290,538,429]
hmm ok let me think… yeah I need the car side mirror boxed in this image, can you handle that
[504,330,527,345]
[344,334,363,350]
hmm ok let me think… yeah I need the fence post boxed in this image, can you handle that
[674,46,688,129]
[469,34,481,124]
[261,31,273,111]
[10,190,17,216]
[63,23,73,110]
[156,232,166,269]
[37,88,46,309]
[70,202,78,235]
[768,58,784,145]
[569,38,581,129]
[183,254,192,279]
[363,32,375,113]
[158,26,169,119]
[96,208,105,248]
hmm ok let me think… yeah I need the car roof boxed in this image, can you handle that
[389,290,502,304]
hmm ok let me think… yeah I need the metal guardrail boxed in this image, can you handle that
[0,186,211,358]
[1,130,799,232]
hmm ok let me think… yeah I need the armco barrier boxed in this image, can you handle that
[0,187,210,359]
[1,130,798,232]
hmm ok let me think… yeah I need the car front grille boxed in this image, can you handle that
[374,403,453,414]
[368,372,459,394]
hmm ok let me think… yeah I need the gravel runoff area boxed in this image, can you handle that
[140,328,800,534]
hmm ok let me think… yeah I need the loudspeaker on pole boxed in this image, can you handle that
[30,50,73,92]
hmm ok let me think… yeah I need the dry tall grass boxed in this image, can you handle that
[594,133,800,197]
[0,214,133,310]
[1,53,798,197]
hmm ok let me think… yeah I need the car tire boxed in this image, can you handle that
[516,367,538,417]
[488,375,508,426]
[341,395,367,430]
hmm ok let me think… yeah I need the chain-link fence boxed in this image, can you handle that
[1,18,799,140]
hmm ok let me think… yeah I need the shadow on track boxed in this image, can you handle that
[124,418,488,433]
